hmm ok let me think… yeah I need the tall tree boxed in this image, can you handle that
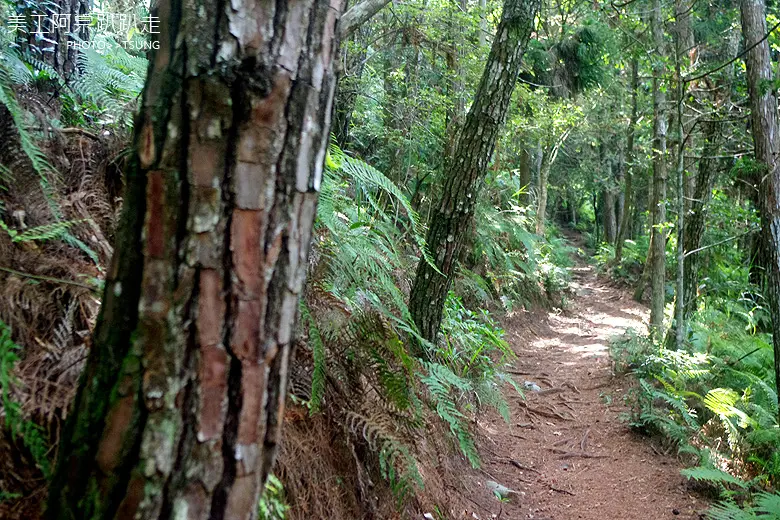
[614,56,639,264]
[44,0,342,516]
[740,0,780,414]
[408,0,539,345]
[648,0,668,338]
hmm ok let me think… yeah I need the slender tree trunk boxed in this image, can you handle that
[408,0,539,346]
[681,119,722,320]
[670,41,686,349]
[45,0,341,516]
[740,0,780,416]
[603,157,617,245]
[536,149,552,235]
[519,145,532,205]
[333,25,369,147]
[648,0,668,339]
[444,0,468,159]
[19,0,89,80]
[479,0,488,48]
[615,57,639,264]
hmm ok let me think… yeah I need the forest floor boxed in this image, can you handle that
[447,241,710,520]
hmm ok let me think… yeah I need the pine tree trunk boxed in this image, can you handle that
[649,0,668,338]
[740,0,780,417]
[45,0,342,516]
[408,0,539,346]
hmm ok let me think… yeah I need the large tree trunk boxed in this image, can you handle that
[648,0,668,338]
[615,57,639,264]
[45,0,341,516]
[740,0,780,416]
[408,0,539,346]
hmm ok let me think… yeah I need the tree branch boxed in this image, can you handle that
[339,0,392,38]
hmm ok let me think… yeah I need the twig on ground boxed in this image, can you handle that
[505,459,540,473]
[550,486,575,495]
[562,381,581,394]
[519,401,570,421]
[580,428,591,452]
[550,448,606,459]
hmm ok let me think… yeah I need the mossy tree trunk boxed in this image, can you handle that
[408,0,539,346]
[740,0,780,417]
[44,0,342,516]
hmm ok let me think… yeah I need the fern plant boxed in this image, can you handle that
[71,35,147,127]
[707,492,780,520]
[257,474,290,520]
[345,411,423,502]
[0,218,84,243]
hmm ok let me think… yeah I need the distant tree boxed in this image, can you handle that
[44,0,342,517]
[408,0,539,346]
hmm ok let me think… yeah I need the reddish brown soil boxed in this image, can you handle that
[443,255,709,520]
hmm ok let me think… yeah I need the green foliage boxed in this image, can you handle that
[0,219,84,243]
[257,474,290,520]
[707,492,780,520]
[71,36,147,127]
[594,236,649,282]
[419,362,480,468]
[0,319,50,478]
[308,145,534,500]
[612,304,780,511]
[345,411,423,501]
[461,170,573,310]
[681,467,749,489]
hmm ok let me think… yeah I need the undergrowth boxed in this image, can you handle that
[292,144,571,511]
[611,305,780,517]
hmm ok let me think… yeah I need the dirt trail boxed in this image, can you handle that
[458,250,708,519]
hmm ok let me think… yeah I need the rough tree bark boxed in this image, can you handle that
[648,0,668,338]
[740,0,780,415]
[45,0,342,516]
[408,0,539,346]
